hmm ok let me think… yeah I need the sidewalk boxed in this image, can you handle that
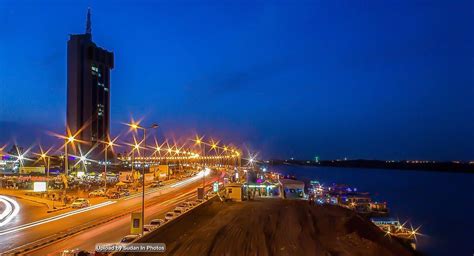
[0,189,66,210]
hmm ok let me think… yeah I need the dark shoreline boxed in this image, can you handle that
[268,159,474,174]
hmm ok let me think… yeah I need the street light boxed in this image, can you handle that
[193,135,208,194]
[36,146,52,189]
[64,135,76,177]
[126,120,158,236]
[101,137,118,193]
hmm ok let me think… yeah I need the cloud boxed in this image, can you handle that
[184,58,293,98]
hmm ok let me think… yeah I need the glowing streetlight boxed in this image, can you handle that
[101,137,119,192]
[64,135,77,178]
[124,119,158,236]
[37,147,52,186]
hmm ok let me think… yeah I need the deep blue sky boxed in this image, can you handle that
[0,1,473,160]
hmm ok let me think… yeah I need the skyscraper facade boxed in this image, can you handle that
[67,9,114,157]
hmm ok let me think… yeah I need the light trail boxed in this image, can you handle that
[0,196,20,227]
[0,200,116,236]
[0,198,13,222]
[171,169,211,188]
[0,173,211,236]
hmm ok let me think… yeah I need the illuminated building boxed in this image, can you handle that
[67,9,114,157]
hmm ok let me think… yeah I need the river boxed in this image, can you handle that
[272,165,474,256]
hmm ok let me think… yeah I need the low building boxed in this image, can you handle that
[279,179,305,199]
[225,183,243,201]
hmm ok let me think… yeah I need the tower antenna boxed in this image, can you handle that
[86,8,92,35]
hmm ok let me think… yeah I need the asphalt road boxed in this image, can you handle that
[0,174,217,254]
[0,197,50,229]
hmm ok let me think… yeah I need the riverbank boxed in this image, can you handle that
[123,198,417,256]
[269,159,474,173]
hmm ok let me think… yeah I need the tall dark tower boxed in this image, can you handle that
[67,9,114,157]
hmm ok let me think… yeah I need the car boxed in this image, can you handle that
[165,212,176,221]
[150,181,163,188]
[120,234,140,244]
[149,218,165,226]
[61,248,92,256]
[88,189,105,197]
[143,224,157,234]
[187,201,197,207]
[173,207,185,215]
[178,202,190,210]
[119,190,130,197]
[205,192,214,199]
[106,191,120,199]
[71,198,90,208]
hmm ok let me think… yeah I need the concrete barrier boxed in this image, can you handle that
[111,195,218,256]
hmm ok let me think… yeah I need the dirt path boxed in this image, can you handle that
[123,198,416,256]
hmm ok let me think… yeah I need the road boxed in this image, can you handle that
[0,173,218,254]
[0,196,53,229]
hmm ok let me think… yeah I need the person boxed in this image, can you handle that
[308,194,315,205]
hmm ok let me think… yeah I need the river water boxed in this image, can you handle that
[272,165,474,256]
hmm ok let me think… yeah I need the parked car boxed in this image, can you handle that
[143,224,157,234]
[106,191,120,199]
[150,181,163,188]
[60,248,92,256]
[177,203,190,210]
[165,212,176,221]
[119,190,130,197]
[149,219,165,227]
[173,207,185,215]
[71,198,90,208]
[205,191,215,199]
[187,201,198,207]
[88,189,105,197]
[120,234,140,244]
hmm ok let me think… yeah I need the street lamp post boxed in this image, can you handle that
[104,145,107,192]
[64,139,69,177]
[195,138,206,195]
[64,136,75,177]
[41,153,51,189]
[128,121,158,236]
[201,144,205,193]
[104,142,111,192]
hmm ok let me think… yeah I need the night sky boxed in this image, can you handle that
[0,1,473,160]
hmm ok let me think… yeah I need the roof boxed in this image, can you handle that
[279,179,305,185]
[226,183,243,187]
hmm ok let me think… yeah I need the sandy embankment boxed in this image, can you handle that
[121,198,416,256]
